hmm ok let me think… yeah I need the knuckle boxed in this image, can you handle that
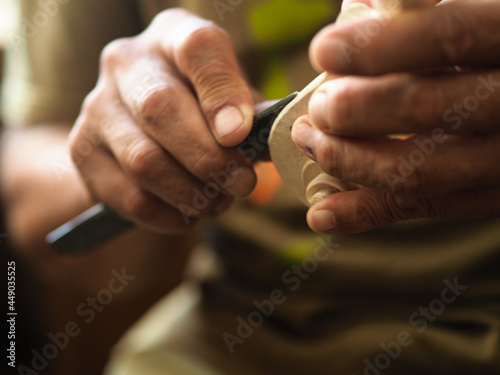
[356,193,394,228]
[68,131,86,163]
[99,37,135,70]
[150,8,189,30]
[69,91,108,163]
[135,84,177,126]
[68,124,96,164]
[179,24,230,63]
[386,194,437,222]
[126,140,164,180]
[150,8,178,26]
[435,7,476,63]
[80,90,100,115]
[383,194,418,222]
[77,89,108,127]
[177,25,239,90]
[383,153,427,195]
[402,76,445,126]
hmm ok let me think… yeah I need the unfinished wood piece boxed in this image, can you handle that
[269,73,322,206]
[268,2,379,207]
[269,73,360,207]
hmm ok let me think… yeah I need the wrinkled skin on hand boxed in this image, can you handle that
[292,0,500,234]
[69,9,259,233]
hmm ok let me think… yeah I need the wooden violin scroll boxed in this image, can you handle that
[269,74,326,206]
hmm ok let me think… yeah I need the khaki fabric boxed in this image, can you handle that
[2,1,500,374]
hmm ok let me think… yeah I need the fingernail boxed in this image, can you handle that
[311,36,350,74]
[291,117,315,160]
[225,166,256,197]
[311,210,336,232]
[214,105,252,142]
[309,91,328,131]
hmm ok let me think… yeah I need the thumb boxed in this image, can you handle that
[306,187,500,234]
[155,9,254,147]
[306,188,436,234]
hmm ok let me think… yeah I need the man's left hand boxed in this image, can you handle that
[292,0,500,234]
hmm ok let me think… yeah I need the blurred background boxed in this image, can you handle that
[0,0,16,43]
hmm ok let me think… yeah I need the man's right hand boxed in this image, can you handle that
[69,9,257,234]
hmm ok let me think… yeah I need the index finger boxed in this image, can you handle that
[310,1,500,75]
